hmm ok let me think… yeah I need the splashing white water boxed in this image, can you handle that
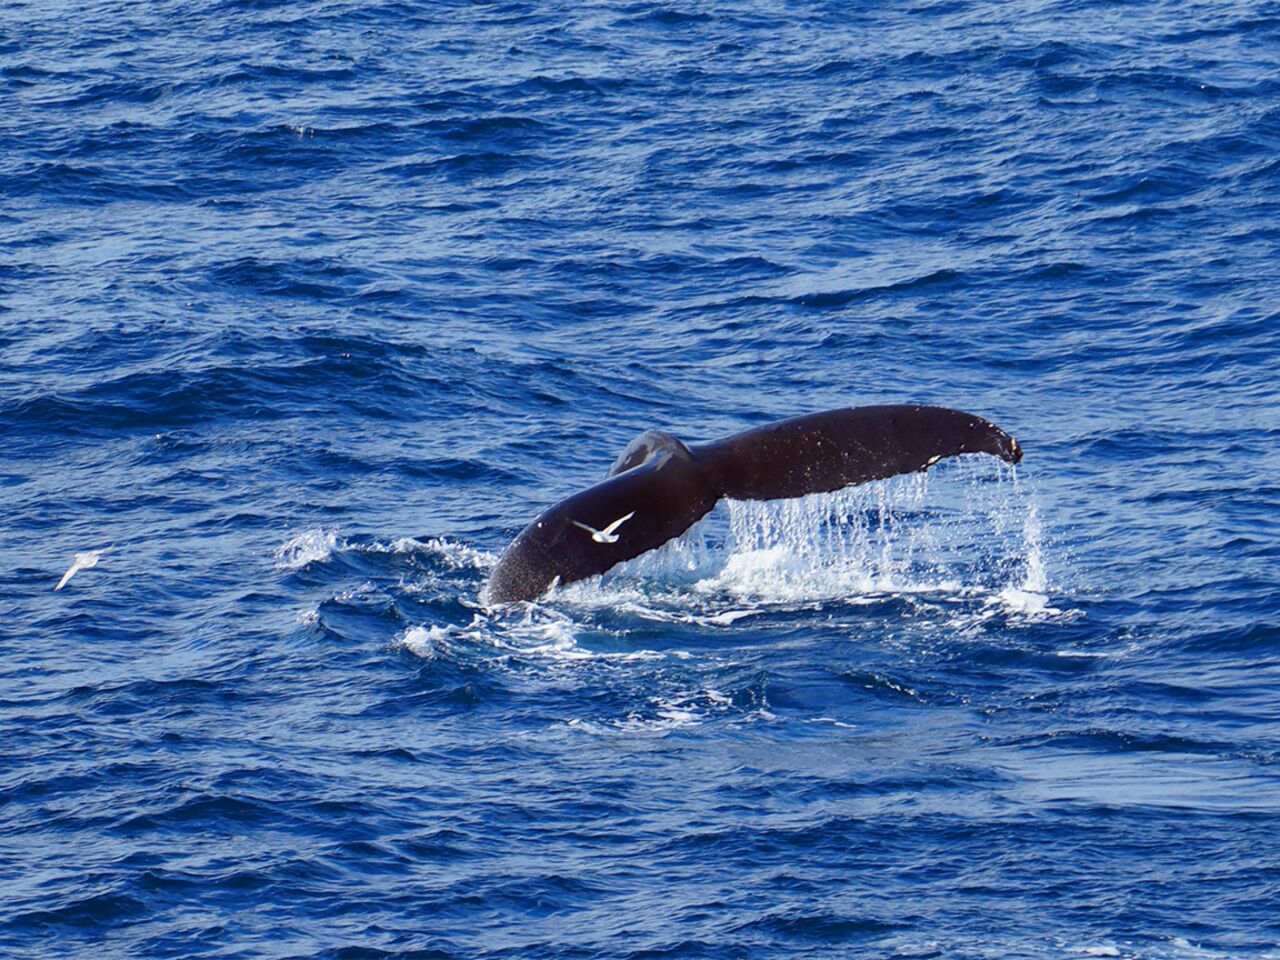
[401,624,451,659]
[274,528,338,569]
[582,458,1057,609]
[1020,500,1047,593]
[498,457,1077,638]
[989,494,1070,617]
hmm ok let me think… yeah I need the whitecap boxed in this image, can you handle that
[561,685,744,735]
[274,528,338,570]
[401,624,454,659]
[362,535,494,569]
[995,585,1058,615]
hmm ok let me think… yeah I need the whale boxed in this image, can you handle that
[486,405,1022,603]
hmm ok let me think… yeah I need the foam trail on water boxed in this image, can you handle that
[400,608,667,665]
[361,536,494,569]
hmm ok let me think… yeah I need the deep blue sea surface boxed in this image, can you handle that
[4,1,1280,957]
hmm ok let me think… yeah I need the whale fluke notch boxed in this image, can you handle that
[486,404,1021,604]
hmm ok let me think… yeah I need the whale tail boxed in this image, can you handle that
[487,405,1021,603]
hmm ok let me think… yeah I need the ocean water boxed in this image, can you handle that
[3,0,1279,957]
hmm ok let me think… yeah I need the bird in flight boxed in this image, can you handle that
[571,511,635,544]
[56,548,110,591]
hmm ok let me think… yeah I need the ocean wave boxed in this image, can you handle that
[6,0,1279,955]
[275,528,338,569]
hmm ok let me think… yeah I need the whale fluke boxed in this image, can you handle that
[486,405,1021,603]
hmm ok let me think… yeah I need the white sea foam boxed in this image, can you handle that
[993,586,1061,616]
[701,608,760,625]
[808,716,857,728]
[1055,648,1110,658]
[274,528,338,569]
[282,532,495,572]
[363,535,494,569]
[400,606,665,665]
[562,685,749,735]
[401,624,453,659]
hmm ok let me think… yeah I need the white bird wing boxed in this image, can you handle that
[55,548,108,591]
[570,519,601,537]
[55,561,82,591]
[600,511,635,537]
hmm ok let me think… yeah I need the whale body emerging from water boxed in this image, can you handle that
[487,405,1022,603]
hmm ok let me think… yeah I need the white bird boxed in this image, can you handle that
[55,547,110,591]
[571,511,635,544]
